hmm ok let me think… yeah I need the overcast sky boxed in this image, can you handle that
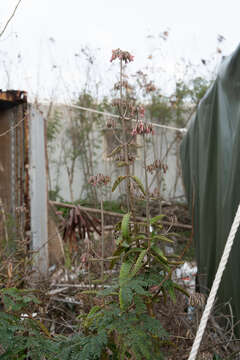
[0,0,239,102]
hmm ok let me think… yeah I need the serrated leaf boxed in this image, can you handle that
[134,295,147,313]
[107,145,122,158]
[152,255,170,272]
[121,213,131,240]
[129,175,146,195]
[81,290,98,295]
[150,215,166,225]
[168,286,176,303]
[119,261,132,285]
[84,306,101,327]
[112,176,127,192]
[117,161,128,167]
[130,249,148,278]
[132,234,147,241]
[151,245,168,262]
[119,285,133,310]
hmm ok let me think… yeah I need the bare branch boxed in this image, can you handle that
[0,0,23,38]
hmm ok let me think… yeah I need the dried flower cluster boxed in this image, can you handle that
[110,49,134,63]
[88,174,110,186]
[133,187,161,200]
[189,293,206,308]
[111,99,145,119]
[146,160,168,174]
[131,121,154,136]
[63,205,101,244]
[127,104,145,118]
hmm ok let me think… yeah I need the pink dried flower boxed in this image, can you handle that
[131,121,154,136]
[146,160,168,174]
[110,49,134,64]
[88,174,110,187]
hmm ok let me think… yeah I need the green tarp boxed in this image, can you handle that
[180,44,240,328]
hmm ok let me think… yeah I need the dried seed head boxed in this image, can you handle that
[146,160,168,174]
[88,174,110,187]
[189,293,206,308]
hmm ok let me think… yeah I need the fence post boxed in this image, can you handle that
[29,105,49,277]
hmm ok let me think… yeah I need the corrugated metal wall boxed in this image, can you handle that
[0,92,49,277]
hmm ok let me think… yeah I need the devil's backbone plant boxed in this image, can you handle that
[81,49,188,359]
[74,211,188,360]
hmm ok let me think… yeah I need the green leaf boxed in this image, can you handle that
[81,290,98,295]
[121,241,131,248]
[151,245,168,263]
[152,256,170,272]
[119,285,133,310]
[119,261,132,285]
[150,215,166,225]
[84,306,102,327]
[151,235,174,244]
[117,161,128,167]
[129,175,146,195]
[168,286,176,303]
[121,213,131,240]
[132,234,147,241]
[112,176,127,192]
[130,249,148,278]
[134,295,147,313]
[107,145,122,158]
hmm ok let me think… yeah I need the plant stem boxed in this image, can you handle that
[152,132,162,213]
[119,59,131,212]
[100,188,104,280]
[143,134,150,246]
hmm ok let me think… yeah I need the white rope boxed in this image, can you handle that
[188,203,240,360]
[0,104,186,136]
[67,104,187,133]
[0,114,27,137]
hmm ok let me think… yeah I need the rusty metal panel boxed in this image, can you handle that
[0,110,12,214]
[29,105,49,276]
[0,90,27,109]
[0,92,27,222]
[0,92,49,277]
